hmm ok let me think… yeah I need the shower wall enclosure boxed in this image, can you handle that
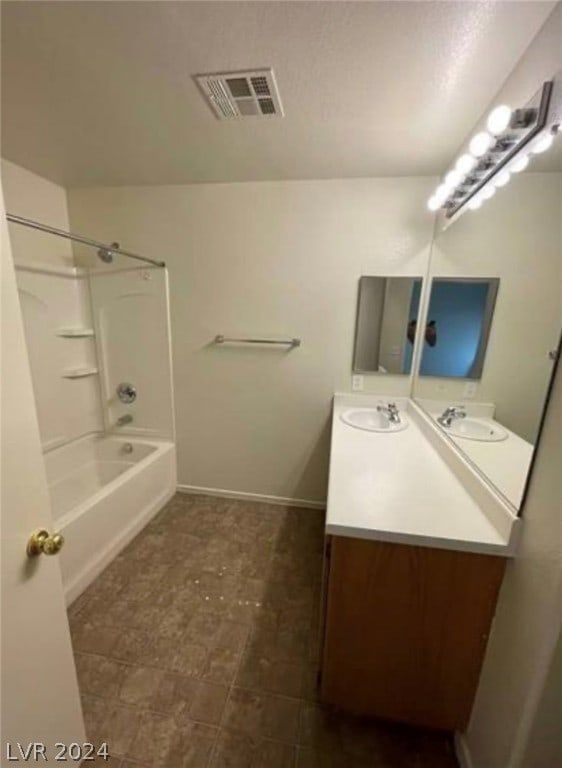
[15,256,176,603]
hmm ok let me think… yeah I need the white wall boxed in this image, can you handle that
[1,159,75,268]
[520,605,562,768]
[68,177,435,502]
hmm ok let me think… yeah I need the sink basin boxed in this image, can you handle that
[340,408,409,433]
[443,417,508,442]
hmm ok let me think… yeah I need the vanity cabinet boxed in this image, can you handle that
[320,535,506,730]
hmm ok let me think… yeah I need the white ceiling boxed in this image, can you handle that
[1,1,556,187]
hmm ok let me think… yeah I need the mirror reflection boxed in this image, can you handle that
[415,80,561,510]
[353,277,422,375]
[419,278,499,379]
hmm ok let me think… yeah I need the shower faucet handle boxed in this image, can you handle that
[117,382,137,404]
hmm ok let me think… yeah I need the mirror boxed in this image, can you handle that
[419,278,499,379]
[415,76,562,510]
[353,277,423,375]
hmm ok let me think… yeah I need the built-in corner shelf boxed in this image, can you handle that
[61,368,99,379]
[56,327,95,338]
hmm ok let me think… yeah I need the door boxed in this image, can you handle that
[0,187,85,762]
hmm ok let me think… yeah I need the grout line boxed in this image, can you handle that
[74,492,322,767]
[76,638,313,709]
[80,688,227,732]
[205,574,264,767]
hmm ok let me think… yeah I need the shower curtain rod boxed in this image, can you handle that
[6,213,166,268]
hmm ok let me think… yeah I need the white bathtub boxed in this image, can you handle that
[45,433,176,604]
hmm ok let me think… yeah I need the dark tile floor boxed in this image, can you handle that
[69,493,458,767]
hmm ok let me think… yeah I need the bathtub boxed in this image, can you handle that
[44,433,176,604]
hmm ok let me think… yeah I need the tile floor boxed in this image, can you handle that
[69,493,458,767]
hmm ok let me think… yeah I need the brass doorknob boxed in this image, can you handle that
[27,529,65,557]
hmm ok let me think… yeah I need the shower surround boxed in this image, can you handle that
[15,258,176,603]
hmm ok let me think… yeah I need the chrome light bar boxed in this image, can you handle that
[428,81,555,219]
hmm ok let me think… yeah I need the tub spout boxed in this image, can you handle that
[116,414,133,427]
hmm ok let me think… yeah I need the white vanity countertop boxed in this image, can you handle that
[454,435,532,509]
[326,394,518,556]
[416,399,533,508]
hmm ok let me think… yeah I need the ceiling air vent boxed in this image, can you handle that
[195,68,284,120]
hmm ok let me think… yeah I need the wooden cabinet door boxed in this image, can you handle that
[321,536,505,730]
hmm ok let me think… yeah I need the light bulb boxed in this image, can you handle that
[434,188,448,206]
[494,170,511,188]
[481,185,496,200]
[455,154,476,175]
[487,105,512,135]
[531,132,554,154]
[445,169,462,188]
[427,195,441,212]
[468,197,482,210]
[436,183,449,199]
[511,154,529,173]
[470,131,493,157]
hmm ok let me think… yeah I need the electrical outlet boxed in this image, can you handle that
[352,375,364,391]
[463,382,477,399]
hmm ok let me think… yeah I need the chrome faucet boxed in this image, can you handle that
[116,414,133,427]
[438,406,466,427]
[116,382,137,404]
[377,402,401,424]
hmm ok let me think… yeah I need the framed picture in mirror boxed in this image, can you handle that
[418,278,499,380]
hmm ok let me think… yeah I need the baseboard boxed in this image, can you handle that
[176,483,326,510]
[454,732,474,768]
[65,487,175,606]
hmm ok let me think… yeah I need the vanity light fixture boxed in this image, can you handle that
[531,132,554,153]
[469,131,493,157]
[494,170,511,188]
[445,169,463,187]
[487,105,512,135]
[427,80,555,218]
[468,197,482,210]
[510,154,529,173]
[456,154,477,174]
